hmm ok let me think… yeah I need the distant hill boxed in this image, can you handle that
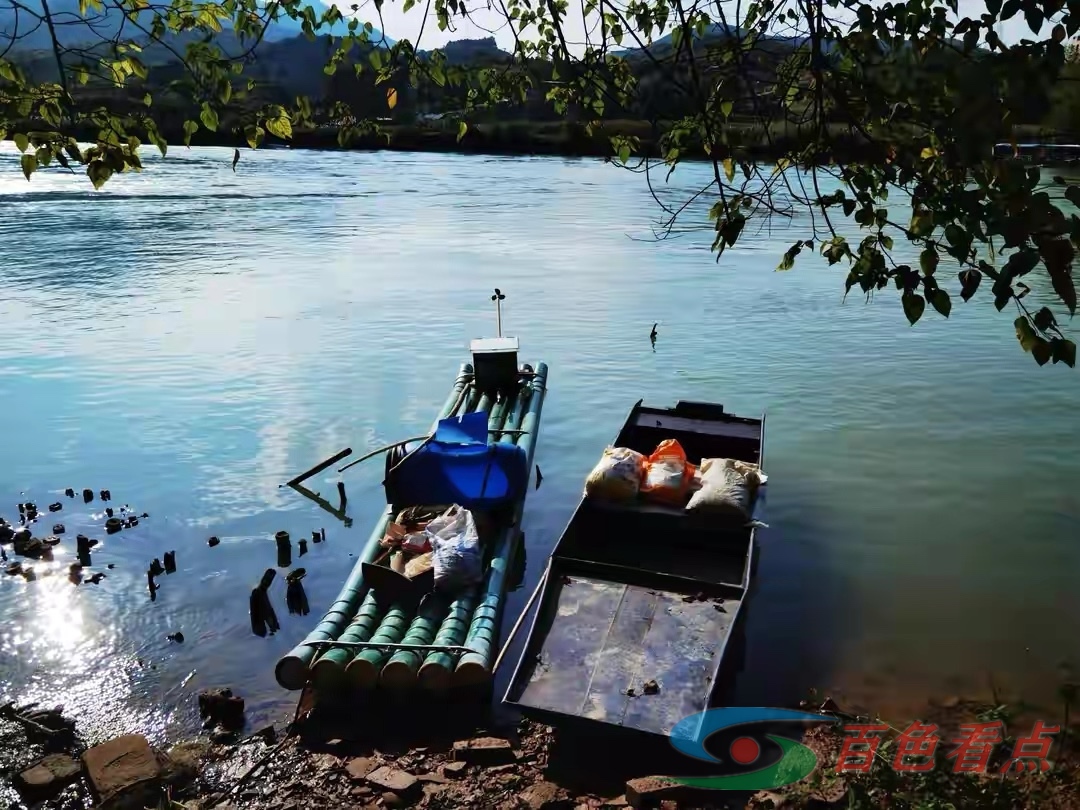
[0,0,390,53]
[424,37,510,65]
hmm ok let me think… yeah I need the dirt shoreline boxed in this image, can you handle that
[5,689,1080,810]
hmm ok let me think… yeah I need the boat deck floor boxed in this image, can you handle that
[515,573,742,737]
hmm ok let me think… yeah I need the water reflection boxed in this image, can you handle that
[0,142,1077,747]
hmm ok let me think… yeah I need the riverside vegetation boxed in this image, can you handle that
[1,0,1080,365]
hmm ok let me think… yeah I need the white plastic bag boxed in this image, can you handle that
[685,458,768,519]
[426,506,483,590]
[584,446,646,501]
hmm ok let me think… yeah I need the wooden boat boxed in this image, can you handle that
[277,295,548,701]
[502,399,765,739]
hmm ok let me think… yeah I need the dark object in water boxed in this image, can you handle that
[298,539,308,556]
[82,489,93,503]
[250,569,280,636]
[312,530,320,543]
[337,481,347,509]
[17,503,24,515]
[76,534,90,554]
[275,531,291,568]
[141,512,149,518]
[147,570,158,601]
[208,536,220,548]
[24,503,37,520]
[105,518,122,534]
[259,568,276,591]
[536,464,544,490]
[86,573,105,585]
[100,490,111,501]
[286,578,310,616]
[43,536,61,546]
[149,558,165,577]
[286,568,306,582]
[163,551,176,574]
[0,522,13,542]
[107,563,115,569]
[48,502,62,513]
[52,524,64,534]
[321,527,326,543]
[105,507,114,518]
[167,632,184,643]
[126,516,139,528]
[64,488,74,498]
[504,398,766,741]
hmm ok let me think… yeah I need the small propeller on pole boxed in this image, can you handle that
[491,288,506,337]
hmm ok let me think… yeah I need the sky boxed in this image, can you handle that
[340,0,1062,54]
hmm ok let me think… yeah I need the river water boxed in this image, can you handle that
[0,144,1077,747]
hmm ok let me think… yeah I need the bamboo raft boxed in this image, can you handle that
[275,359,548,698]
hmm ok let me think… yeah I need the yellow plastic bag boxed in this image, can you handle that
[640,439,696,505]
[584,446,646,501]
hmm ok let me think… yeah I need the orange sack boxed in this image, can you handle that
[640,439,696,505]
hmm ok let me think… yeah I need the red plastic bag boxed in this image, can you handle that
[640,439,696,505]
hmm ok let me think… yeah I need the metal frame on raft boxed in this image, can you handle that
[275,294,549,701]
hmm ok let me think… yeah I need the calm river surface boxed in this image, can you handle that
[0,143,1077,746]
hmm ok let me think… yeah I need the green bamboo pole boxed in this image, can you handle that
[310,591,385,690]
[454,362,548,688]
[382,390,517,689]
[416,380,529,689]
[416,588,480,692]
[380,595,450,689]
[345,602,411,688]
[274,363,473,690]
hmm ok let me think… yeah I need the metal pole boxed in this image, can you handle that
[492,288,506,337]
[492,560,550,674]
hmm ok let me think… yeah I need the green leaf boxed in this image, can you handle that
[386,87,398,110]
[720,100,733,118]
[457,121,468,142]
[929,289,951,318]
[920,248,938,276]
[722,158,735,182]
[1052,338,1077,367]
[87,161,113,190]
[266,113,292,140]
[1032,337,1052,366]
[20,153,37,181]
[944,224,965,247]
[13,132,28,153]
[244,124,265,149]
[1015,316,1038,352]
[182,120,199,146]
[618,144,630,163]
[200,103,219,132]
[1003,249,1039,278]
[902,292,926,325]
[959,268,982,302]
[842,199,856,217]
[143,93,152,107]
[0,59,15,81]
